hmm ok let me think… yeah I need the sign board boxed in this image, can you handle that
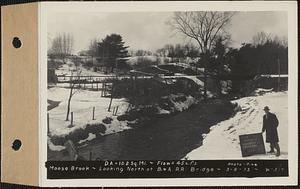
[239,133,266,157]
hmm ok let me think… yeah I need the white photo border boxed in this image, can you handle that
[39,1,298,187]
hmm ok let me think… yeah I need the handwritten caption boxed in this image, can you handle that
[46,160,288,179]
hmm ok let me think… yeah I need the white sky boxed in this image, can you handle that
[47,11,287,54]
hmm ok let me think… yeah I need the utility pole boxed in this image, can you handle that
[277,56,281,91]
[108,83,114,112]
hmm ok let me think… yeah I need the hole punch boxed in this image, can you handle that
[12,139,22,151]
[12,37,22,48]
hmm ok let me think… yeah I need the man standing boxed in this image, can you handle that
[262,106,280,156]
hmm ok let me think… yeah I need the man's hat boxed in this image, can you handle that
[263,106,270,111]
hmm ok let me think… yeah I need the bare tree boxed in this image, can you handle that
[168,11,234,98]
[50,33,74,63]
[169,12,234,54]
[65,69,81,121]
[253,32,288,48]
[273,35,288,48]
[88,38,98,56]
[252,31,272,46]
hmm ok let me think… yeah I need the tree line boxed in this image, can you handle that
[48,11,288,98]
[156,43,199,61]
[168,12,287,97]
[48,33,74,64]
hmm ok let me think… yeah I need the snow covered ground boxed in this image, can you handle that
[185,90,288,159]
[55,61,115,77]
[165,94,198,112]
[48,87,130,137]
[47,86,200,151]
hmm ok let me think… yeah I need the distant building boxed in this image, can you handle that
[255,74,288,91]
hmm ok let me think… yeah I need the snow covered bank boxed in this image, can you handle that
[117,93,199,125]
[48,87,199,150]
[162,94,197,112]
[47,87,131,149]
[185,91,288,159]
[48,87,130,136]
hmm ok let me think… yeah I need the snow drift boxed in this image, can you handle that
[185,91,288,159]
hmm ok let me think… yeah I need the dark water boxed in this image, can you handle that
[76,101,234,160]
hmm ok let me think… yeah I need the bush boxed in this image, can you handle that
[85,61,93,67]
[50,123,106,146]
[158,98,173,111]
[117,114,136,122]
[174,95,187,102]
[134,57,156,69]
[102,117,113,124]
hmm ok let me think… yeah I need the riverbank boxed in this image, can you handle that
[48,99,236,160]
[185,91,288,160]
[47,85,200,150]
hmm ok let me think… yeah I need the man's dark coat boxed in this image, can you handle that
[262,112,279,143]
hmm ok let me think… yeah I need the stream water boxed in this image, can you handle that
[75,101,234,160]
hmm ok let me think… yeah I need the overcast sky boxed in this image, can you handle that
[47,11,287,54]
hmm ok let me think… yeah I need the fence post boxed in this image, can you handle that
[71,112,74,126]
[103,82,106,96]
[115,106,119,115]
[92,107,95,120]
[89,151,92,161]
[47,113,50,135]
[108,83,114,112]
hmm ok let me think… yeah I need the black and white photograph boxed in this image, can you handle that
[47,9,289,161]
[41,2,298,185]
[0,1,297,188]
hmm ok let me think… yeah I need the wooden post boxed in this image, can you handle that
[89,151,92,161]
[92,107,95,120]
[47,113,50,135]
[104,82,107,96]
[114,107,117,116]
[115,106,119,115]
[115,107,118,115]
[71,112,73,126]
[108,83,114,112]
[102,82,105,97]
[277,57,281,91]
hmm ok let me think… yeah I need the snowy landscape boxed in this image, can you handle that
[185,90,288,160]
[47,10,289,161]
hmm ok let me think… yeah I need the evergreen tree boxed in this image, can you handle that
[97,34,129,72]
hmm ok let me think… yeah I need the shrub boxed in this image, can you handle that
[102,117,113,124]
[50,123,107,146]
